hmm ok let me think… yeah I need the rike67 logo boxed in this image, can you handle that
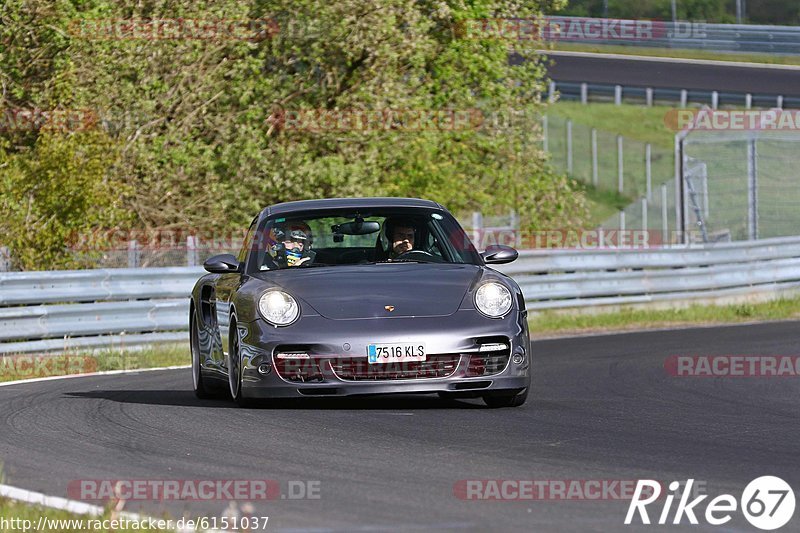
[626,477,795,530]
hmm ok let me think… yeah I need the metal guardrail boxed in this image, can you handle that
[543,17,800,55]
[2,236,800,353]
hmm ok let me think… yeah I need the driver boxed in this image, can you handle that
[268,221,315,267]
[384,218,417,259]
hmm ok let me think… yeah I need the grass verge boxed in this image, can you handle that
[551,42,800,66]
[0,343,187,384]
[529,296,800,338]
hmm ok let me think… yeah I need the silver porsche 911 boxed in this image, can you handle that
[189,197,530,407]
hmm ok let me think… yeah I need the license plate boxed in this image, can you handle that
[367,343,426,364]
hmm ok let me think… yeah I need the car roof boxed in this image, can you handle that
[264,197,444,217]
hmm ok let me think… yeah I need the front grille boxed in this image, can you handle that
[330,354,461,381]
[466,350,510,377]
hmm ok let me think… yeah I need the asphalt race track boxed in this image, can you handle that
[1,321,799,532]
[546,52,800,97]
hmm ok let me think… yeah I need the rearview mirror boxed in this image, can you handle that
[203,253,241,274]
[481,244,518,265]
[331,220,381,236]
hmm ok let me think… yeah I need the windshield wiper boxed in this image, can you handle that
[371,259,425,264]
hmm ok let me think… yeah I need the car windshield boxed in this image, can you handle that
[245,208,481,272]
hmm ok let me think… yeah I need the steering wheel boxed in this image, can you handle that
[395,250,439,262]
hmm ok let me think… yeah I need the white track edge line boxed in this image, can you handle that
[0,365,190,388]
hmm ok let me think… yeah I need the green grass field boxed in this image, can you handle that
[546,101,679,226]
[530,296,800,338]
[0,344,188,384]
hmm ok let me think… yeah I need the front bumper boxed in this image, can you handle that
[233,309,530,399]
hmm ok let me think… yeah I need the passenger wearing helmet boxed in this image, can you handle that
[269,221,315,267]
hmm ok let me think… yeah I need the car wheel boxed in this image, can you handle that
[483,388,528,408]
[191,311,213,399]
[228,320,251,408]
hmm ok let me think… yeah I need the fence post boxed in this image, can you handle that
[566,120,573,174]
[187,235,199,267]
[472,212,483,248]
[591,128,598,187]
[619,210,626,232]
[614,85,622,105]
[645,143,652,201]
[548,81,556,103]
[641,197,648,232]
[674,133,684,243]
[617,135,624,193]
[128,240,139,268]
[747,137,759,240]
[0,247,9,272]
[680,89,688,108]
[580,83,588,104]
[661,184,669,245]
[646,87,653,107]
[542,115,548,152]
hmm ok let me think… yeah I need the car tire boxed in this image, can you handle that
[191,310,214,399]
[228,320,252,408]
[482,388,528,408]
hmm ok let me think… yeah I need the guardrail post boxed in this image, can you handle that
[711,91,719,110]
[619,210,625,231]
[542,115,548,152]
[661,184,669,244]
[591,128,598,187]
[128,240,139,268]
[745,93,752,109]
[617,135,624,193]
[580,83,588,104]
[646,87,653,107]
[548,81,556,103]
[566,120,573,174]
[645,143,652,201]
[680,90,688,108]
[777,95,784,109]
[614,85,622,105]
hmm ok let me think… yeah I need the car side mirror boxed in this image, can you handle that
[203,253,241,274]
[481,244,518,265]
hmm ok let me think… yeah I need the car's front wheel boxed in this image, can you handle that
[483,388,528,408]
[228,320,251,408]
[190,309,213,399]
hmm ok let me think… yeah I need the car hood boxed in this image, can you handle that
[255,263,482,320]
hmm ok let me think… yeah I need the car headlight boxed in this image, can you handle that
[474,282,512,318]
[258,290,300,326]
